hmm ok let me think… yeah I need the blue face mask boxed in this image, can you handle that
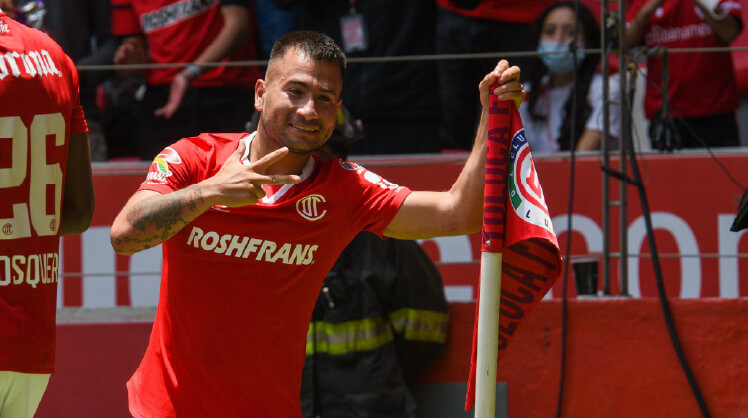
[537,40,585,76]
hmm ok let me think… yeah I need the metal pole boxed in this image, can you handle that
[618,0,630,296]
[600,0,611,295]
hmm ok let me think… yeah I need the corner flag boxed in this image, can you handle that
[466,97,562,413]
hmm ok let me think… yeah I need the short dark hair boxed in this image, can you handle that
[269,31,347,81]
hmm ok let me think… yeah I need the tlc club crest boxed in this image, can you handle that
[508,129,554,233]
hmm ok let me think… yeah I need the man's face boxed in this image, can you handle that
[255,48,343,154]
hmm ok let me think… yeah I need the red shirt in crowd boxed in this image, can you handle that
[627,0,742,119]
[111,0,261,87]
[437,0,557,24]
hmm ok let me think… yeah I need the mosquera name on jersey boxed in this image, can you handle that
[0,252,59,288]
[0,11,88,374]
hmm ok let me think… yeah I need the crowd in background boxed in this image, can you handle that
[1,0,743,161]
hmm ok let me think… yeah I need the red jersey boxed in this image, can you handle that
[127,132,412,417]
[0,12,88,373]
[437,0,555,24]
[111,0,262,87]
[627,0,742,118]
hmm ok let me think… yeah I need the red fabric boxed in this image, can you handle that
[436,0,556,24]
[465,100,561,411]
[626,0,742,119]
[0,12,87,374]
[110,0,261,88]
[127,133,411,417]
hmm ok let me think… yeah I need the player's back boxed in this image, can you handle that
[0,11,88,373]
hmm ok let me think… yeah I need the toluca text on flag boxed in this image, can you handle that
[465,97,562,411]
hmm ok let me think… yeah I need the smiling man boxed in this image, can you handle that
[110,30,524,417]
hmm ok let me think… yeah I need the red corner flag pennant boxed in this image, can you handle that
[465,97,562,411]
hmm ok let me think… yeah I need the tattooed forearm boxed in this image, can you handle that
[117,185,210,253]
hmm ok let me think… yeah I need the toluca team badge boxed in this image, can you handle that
[508,129,554,233]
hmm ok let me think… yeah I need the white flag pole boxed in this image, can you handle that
[474,251,502,418]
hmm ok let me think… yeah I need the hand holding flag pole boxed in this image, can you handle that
[468,88,562,416]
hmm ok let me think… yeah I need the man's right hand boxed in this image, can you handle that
[201,140,301,207]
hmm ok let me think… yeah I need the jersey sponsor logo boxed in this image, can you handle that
[339,160,359,170]
[508,128,554,233]
[0,20,10,35]
[0,49,62,81]
[145,147,182,184]
[186,226,318,265]
[0,252,59,288]
[339,160,403,191]
[140,0,217,34]
[647,23,712,45]
[296,194,327,221]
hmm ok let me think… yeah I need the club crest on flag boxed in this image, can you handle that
[508,128,554,234]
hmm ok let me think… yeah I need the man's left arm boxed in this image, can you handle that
[697,0,742,44]
[60,132,94,235]
[383,60,523,240]
[155,2,251,117]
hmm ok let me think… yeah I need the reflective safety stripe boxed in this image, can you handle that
[306,309,449,356]
[306,316,393,355]
[388,308,449,343]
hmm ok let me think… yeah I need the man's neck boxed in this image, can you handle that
[250,131,312,176]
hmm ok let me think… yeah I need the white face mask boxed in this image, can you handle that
[537,40,585,76]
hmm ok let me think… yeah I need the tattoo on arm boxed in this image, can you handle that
[119,186,207,249]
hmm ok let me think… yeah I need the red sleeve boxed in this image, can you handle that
[626,0,648,24]
[138,137,208,194]
[111,0,141,36]
[66,54,88,135]
[344,161,412,238]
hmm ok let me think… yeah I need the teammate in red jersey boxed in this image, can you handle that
[110,30,523,417]
[0,8,94,418]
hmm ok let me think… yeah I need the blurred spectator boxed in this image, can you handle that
[0,0,117,161]
[436,0,555,150]
[301,110,449,417]
[520,1,620,153]
[273,0,442,155]
[626,0,743,149]
[253,0,296,59]
[111,0,263,160]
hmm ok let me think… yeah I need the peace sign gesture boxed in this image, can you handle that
[203,140,301,207]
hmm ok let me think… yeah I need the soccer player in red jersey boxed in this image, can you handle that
[110,31,523,417]
[0,8,94,417]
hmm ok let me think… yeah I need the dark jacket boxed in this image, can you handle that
[301,232,449,418]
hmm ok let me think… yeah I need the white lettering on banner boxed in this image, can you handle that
[718,214,745,298]
[417,235,473,263]
[186,226,317,265]
[58,214,745,308]
[82,227,115,308]
[0,252,58,287]
[628,213,701,298]
[129,245,162,307]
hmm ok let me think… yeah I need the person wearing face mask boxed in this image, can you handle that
[520,2,621,153]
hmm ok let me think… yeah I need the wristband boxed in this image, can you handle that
[182,64,202,81]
